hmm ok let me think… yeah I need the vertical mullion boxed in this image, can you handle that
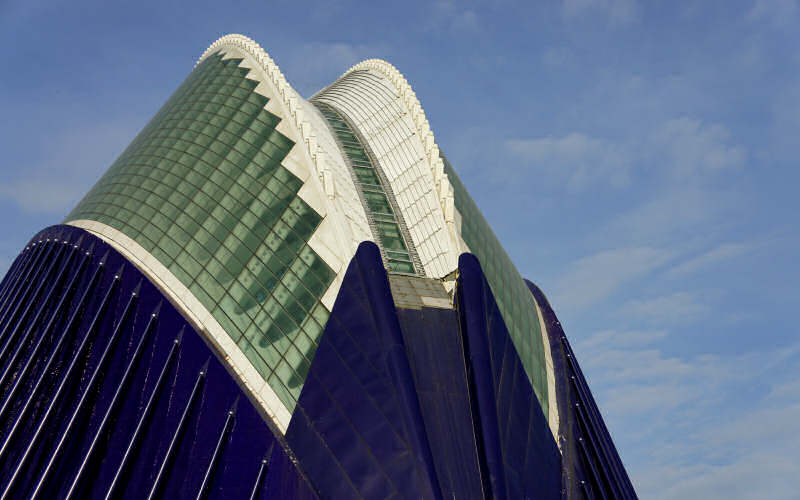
[0,240,72,347]
[30,281,141,499]
[0,239,58,333]
[248,447,272,500]
[1,269,121,499]
[66,303,165,500]
[146,359,209,500]
[0,247,30,303]
[0,246,91,417]
[0,250,106,460]
[0,242,80,376]
[0,242,43,314]
[196,398,237,499]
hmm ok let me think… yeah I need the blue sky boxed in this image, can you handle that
[1,0,798,497]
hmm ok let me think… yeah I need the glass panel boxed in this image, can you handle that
[65,52,337,412]
[440,153,549,415]
[314,101,417,275]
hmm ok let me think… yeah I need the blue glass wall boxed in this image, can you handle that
[0,225,635,498]
[0,225,314,499]
[527,280,637,499]
[283,242,563,499]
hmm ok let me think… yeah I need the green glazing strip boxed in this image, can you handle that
[440,154,549,417]
[66,52,336,412]
[313,101,417,275]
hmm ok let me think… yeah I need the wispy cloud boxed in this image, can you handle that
[617,290,710,325]
[0,121,135,215]
[600,186,732,246]
[541,46,575,68]
[506,133,632,192]
[667,242,753,277]
[429,0,481,34]
[748,0,799,25]
[575,325,800,498]
[552,246,675,312]
[577,329,668,351]
[648,118,747,179]
[562,0,640,25]
[502,116,746,199]
[284,41,391,96]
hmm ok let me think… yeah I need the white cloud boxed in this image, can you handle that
[667,242,753,277]
[504,117,745,198]
[617,291,710,324]
[648,118,747,179]
[562,0,640,25]
[430,1,482,34]
[450,9,480,33]
[577,329,668,351]
[506,133,632,192]
[748,0,798,24]
[552,246,674,311]
[283,42,388,96]
[0,180,88,214]
[541,46,575,67]
[601,186,731,246]
[0,121,134,215]
[574,322,800,498]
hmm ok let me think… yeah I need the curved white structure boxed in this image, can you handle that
[66,34,558,437]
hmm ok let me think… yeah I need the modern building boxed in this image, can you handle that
[0,34,635,498]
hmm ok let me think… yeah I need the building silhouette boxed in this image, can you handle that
[0,34,635,499]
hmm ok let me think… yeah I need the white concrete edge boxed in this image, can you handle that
[198,34,363,313]
[533,295,560,446]
[332,57,560,435]
[67,219,293,433]
[196,41,558,443]
[338,59,463,271]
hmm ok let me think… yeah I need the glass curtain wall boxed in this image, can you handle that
[313,101,417,274]
[67,52,336,410]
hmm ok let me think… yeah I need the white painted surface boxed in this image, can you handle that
[313,69,460,278]
[71,34,562,440]
[63,35,377,434]
[200,35,372,308]
[534,296,561,442]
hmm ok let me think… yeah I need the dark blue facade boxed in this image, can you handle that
[0,225,635,499]
[526,281,637,499]
[0,225,312,499]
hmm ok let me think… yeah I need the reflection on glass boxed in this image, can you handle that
[67,53,337,412]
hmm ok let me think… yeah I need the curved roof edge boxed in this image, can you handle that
[198,35,339,212]
[198,34,369,309]
[341,61,558,432]
[342,59,458,238]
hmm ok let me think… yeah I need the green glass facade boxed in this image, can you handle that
[66,53,335,411]
[313,101,418,274]
[64,48,548,419]
[441,154,549,415]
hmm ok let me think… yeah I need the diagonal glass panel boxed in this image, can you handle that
[66,52,336,412]
[312,101,419,275]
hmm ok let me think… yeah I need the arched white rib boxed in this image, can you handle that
[314,69,462,278]
[341,60,465,256]
[321,59,560,438]
[68,35,375,434]
[68,219,293,432]
[199,34,372,301]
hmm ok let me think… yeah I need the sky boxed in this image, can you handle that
[1,0,798,497]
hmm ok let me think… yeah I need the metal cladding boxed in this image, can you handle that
[0,226,311,499]
[0,34,636,498]
[527,281,637,499]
